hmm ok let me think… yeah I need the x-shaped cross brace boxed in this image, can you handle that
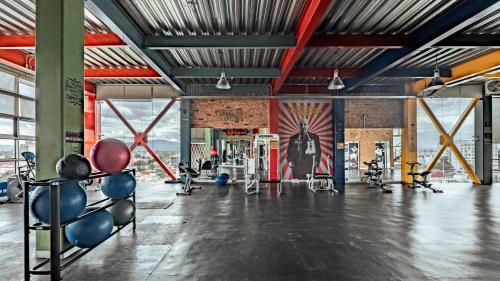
[417,98,480,184]
[105,99,177,180]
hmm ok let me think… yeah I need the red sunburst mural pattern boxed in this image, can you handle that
[279,101,333,180]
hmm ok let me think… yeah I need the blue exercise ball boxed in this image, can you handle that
[215,173,230,186]
[65,208,114,248]
[30,181,87,225]
[101,173,136,200]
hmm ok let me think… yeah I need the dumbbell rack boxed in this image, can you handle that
[23,169,136,281]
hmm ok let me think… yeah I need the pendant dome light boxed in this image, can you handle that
[427,53,446,91]
[328,68,345,90]
[216,72,231,90]
[215,51,231,90]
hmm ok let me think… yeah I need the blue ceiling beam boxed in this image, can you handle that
[346,0,500,91]
[191,85,270,95]
[174,68,281,78]
[435,34,500,48]
[144,35,296,49]
[86,0,186,93]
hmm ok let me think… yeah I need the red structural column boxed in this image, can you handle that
[84,82,96,159]
[268,100,279,134]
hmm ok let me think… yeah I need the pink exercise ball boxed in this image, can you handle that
[90,138,131,173]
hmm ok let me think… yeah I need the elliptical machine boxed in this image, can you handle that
[406,162,442,193]
[1,152,36,204]
[361,160,392,193]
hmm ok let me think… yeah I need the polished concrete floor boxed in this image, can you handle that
[1,181,500,280]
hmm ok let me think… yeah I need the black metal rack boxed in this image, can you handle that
[23,169,136,280]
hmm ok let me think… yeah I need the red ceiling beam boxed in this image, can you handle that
[307,34,410,48]
[0,33,124,49]
[280,85,327,94]
[84,67,159,78]
[289,67,362,78]
[271,0,332,94]
[0,49,34,70]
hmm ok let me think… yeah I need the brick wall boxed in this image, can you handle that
[345,128,394,168]
[345,99,403,128]
[191,99,269,128]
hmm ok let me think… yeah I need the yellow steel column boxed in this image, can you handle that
[401,98,417,183]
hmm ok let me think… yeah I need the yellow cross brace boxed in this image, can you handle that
[417,98,480,184]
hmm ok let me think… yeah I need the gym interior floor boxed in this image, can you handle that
[2,181,500,281]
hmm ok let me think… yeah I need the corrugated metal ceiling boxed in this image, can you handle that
[120,0,307,35]
[0,0,110,34]
[317,0,461,34]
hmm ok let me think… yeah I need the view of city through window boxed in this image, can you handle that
[417,97,476,183]
[99,100,181,182]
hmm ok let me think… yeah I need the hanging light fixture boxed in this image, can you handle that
[216,71,231,90]
[328,68,345,90]
[427,53,446,91]
[215,51,231,90]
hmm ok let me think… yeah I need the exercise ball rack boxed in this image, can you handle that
[23,169,136,281]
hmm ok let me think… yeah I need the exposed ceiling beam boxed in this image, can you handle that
[271,0,333,94]
[308,34,409,48]
[412,49,500,92]
[144,35,295,49]
[173,68,281,78]
[280,84,405,95]
[345,0,500,92]
[434,34,500,48]
[288,67,452,78]
[0,33,124,49]
[84,68,160,79]
[191,84,270,95]
[86,0,185,93]
[1,33,496,50]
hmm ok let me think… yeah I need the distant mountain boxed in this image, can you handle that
[125,139,180,152]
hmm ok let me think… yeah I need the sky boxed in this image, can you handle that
[417,97,476,150]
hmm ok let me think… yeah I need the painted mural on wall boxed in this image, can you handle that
[279,100,333,180]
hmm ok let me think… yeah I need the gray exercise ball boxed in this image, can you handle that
[108,199,135,226]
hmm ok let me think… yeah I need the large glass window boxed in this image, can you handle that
[100,99,180,182]
[0,118,13,135]
[19,80,35,98]
[0,161,15,182]
[0,139,15,159]
[0,71,15,92]
[18,140,35,155]
[19,121,35,136]
[19,99,35,118]
[0,69,36,184]
[417,97,475,183]
[0,93,15,115]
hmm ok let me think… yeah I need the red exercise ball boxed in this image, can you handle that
[210,148,218,157]
[90,138,131,173]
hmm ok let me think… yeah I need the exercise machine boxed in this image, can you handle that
[361,160,392,193]
[307,155,337,193]
[245,134,281,195]
[177,162,202,196]
[406,162,443,193]
[1,152,36,204]
[197,158,218,180]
